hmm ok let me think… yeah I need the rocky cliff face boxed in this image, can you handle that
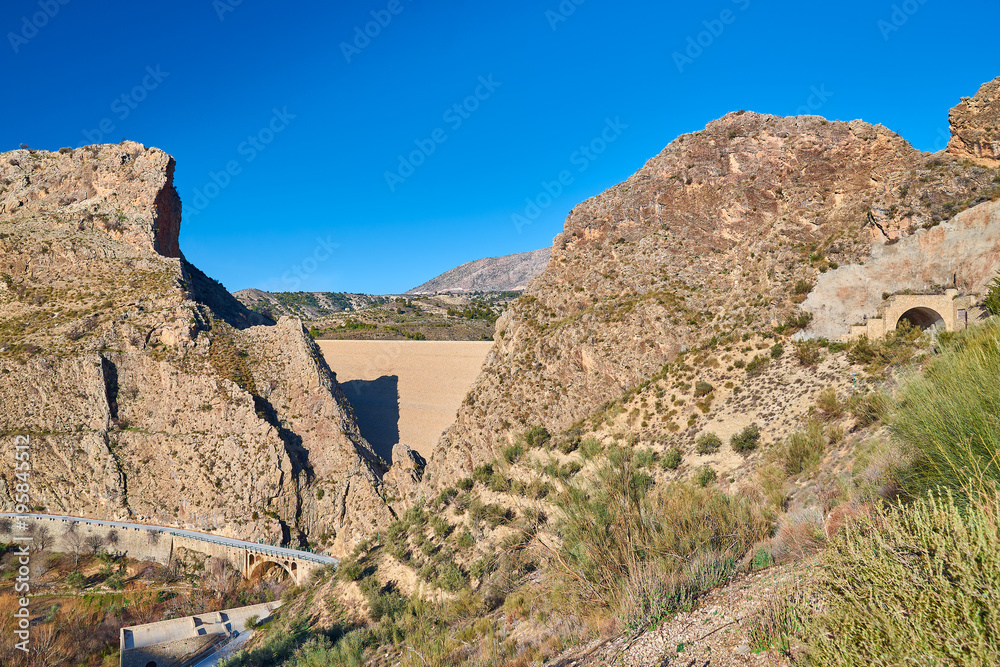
[406,248,552,294]
[424,87,1000,488]
[949,76,1000,167]
[0,142,391,555]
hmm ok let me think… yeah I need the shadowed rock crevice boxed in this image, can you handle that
[182,260,273,331]
[252,395,314,483]
[341,376,401,463]
[100,356,120,423]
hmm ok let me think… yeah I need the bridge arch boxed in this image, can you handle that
[896,306,946,331]
[246,555,296,583]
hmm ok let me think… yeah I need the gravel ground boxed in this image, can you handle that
[545,564,807,666]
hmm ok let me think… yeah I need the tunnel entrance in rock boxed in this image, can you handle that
[897,307,946,331]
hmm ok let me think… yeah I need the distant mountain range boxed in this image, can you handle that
[406,248,551,295]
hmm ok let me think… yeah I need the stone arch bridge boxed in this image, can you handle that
[0,513,337,585]
[846,289,982,340]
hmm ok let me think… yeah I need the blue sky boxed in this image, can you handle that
[2,0,998,293]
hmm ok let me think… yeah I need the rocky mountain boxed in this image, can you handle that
[948,75,999,167]
[423,77,1000,488]
[406,247,551,294]
[0,142,391,556]
[234,288,383,320]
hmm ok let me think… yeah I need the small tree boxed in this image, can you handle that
[63,524,85,567]
[84,534,105,556]
[34,526,52,552]
[105,529,119,547]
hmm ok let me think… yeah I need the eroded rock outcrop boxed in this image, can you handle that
[0,143,391,555]
[949,76,1000,167]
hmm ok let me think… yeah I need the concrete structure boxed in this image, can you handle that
[317,340,493,460]
[845,289,983,340]
[0,513,336,585]
[119,601,280,667]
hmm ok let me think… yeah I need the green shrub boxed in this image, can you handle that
[337,560,364,581]
[695,432,722,455]
[486,472,510,493]
[814,387,842,420]
[745,354,769,377]
[661,447,682,470]
[553,457,773,613]
[793,339,823,366]
[984,272,1000,316]
[456,529,474,549]
[456,477,474,492]
[747,596,799,656]
[524,425,551,448]
[848,322,926,373]
[694,381,714,398]
[770,343,784,359]
[733,359,746,369]
[695,466,717,487]
[802,491,1000,665]
[558,437,580,454]
[782,419,825,475]
[502,443,523,464]
[633,448,657,468]
[436,562,468,592]
[66,570,86,590]
[891,320,1000,497]
[849,391,887,427]
[430,516,452,539]
[751,547,774,570]
[792,279,813,295]
[472,463,494,485]
[579,437,603,460]
[730,423,760,453]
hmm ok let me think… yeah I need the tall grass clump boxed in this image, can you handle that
[891,319,1000,498]
[551,453,774,627]
[802,490,1000,665]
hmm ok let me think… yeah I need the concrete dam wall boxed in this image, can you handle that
[317,341,493,461]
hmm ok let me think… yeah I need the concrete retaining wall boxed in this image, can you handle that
[0,515,174,564]
[120,601,280,667]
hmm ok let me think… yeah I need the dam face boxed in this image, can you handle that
[317,341,492,462]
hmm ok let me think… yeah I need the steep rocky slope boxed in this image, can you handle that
[0,142,391,555]
[424,78,1000,487]
[948,75,1000,166]
[406,247,551,294]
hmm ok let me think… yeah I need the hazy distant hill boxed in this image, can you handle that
[406,248,551,295]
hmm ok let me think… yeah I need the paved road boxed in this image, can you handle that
[0,513,338,566]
